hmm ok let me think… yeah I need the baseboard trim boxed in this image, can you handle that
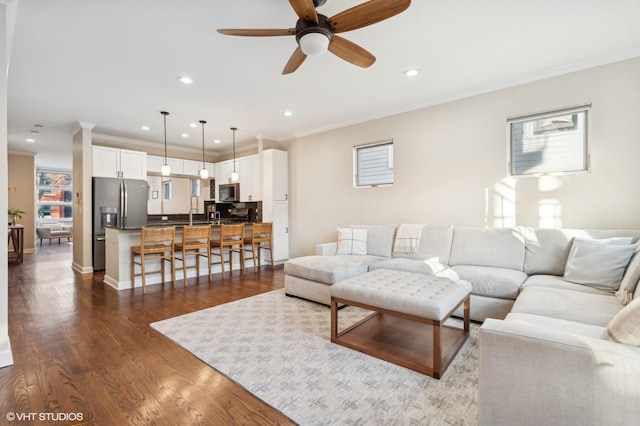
[72,262,93,274]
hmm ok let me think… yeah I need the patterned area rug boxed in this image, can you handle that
[151,290,478,425]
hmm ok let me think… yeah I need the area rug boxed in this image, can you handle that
[151,290,478,425]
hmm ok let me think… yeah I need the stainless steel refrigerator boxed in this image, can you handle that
[92,177,148,271]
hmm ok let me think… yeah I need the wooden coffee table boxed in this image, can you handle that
[330,269,471,379]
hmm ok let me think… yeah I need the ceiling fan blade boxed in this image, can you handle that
[282,47,308,74]
[217,28,295,37]
[288,0,318,23]
[328,35,376,68]
[329,0,411,33]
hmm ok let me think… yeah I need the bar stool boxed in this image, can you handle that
[243,222,274,270]
[174,224,212,285]
[130,226,176,294]
[210,223,245,278]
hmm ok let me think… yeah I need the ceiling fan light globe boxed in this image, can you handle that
[199,168,209,179]
[161,164,171,176]
[299,32,330,56]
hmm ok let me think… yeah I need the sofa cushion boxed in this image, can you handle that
[368,258,447,275]
[284,255,385,285]
[350,225,397,258]
[505,312,605,338]
[523,274,612,295]
[601,297,640,346]
[393,225,454,265]
[449,227,525,270]
[523,228,640,276]
[563,238,636,293]
[446,265,527,299]
[511,286,623,327]
[336,228,368,255]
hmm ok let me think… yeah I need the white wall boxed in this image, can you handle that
[1,0,18,368]
[286,57,640,257]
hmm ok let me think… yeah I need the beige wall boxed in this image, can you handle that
[8,153,35,251]
[286,57,640,257]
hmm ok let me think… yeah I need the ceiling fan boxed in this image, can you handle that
[217,0,411,74]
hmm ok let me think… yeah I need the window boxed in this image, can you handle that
[36,169,73,224]
[354,140,394,187]
[508,103,590,176]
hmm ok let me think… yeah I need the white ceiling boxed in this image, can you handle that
[7,0,640,169]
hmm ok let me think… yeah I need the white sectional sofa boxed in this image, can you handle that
[284,224,640,425]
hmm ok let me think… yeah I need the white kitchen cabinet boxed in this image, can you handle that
[262,149,289,262]
[92,146,147,180]
[147,155,164,174]
[166,157,183,175]
[182,159,201,176]
[238,154,259,201]
[263,149,288,201]
[270,201,289,261]
[215,160,234,186]
[205,162,216,180]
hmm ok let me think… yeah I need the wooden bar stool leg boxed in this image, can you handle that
[240,243,245,275]
[141,252,146,294]
[131,253,135,289]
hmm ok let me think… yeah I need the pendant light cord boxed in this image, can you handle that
[161,111,169,164]
[200,120,207,168]
[231,127,237,172]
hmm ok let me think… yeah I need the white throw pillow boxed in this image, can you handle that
[336,228,368,255]
[563,238,637,292]
[601,297,640,346]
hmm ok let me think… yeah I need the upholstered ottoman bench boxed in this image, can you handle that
[330,269,472,379]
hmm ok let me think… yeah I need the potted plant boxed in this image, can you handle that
[8,208,25,226]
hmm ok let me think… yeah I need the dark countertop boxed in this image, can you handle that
[110,221,258,231]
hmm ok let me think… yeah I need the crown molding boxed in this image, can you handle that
[292,48,640,141]
[69,121,95,135]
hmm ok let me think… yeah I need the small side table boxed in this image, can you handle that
[8,224,24,264]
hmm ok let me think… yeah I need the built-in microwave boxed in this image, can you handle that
[219,183,240,202]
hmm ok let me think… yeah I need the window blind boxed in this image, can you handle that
[355,140,394,187]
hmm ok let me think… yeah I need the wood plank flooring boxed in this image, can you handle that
[1,243,295,425]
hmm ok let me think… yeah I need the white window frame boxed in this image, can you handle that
[353,139,394,188]
[507,103,591,177]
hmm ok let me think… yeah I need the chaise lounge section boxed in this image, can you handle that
[284,224,640,425]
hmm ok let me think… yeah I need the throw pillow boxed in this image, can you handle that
[336,228,368,255]
[617,249,640,305]
[601,297,640,346]
[563,238,637,292]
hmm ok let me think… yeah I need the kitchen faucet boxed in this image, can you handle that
[189,194,199,225]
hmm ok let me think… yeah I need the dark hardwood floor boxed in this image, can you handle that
[1,243,295,425]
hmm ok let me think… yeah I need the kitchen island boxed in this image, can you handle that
[103,223,258,291]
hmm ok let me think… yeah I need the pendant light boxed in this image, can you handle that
[160,111,171,176]
[230,127,239,182]
[199,120,209,179]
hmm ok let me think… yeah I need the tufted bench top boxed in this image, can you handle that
[331,269,472,321]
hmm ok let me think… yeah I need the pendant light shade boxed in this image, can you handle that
[160,111,171,176]
[199,120,209,179]
[230,127,239,182]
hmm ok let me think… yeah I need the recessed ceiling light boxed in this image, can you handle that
[30,130,40,134]
[214,139,221,144]
[403,68,419,77]
[283,110,293,117]
[25,138,35,143]
[189,123,197,128]
[181,133,189,138]
[34,124,44,128]
[177,76,193,84]
[141,126,150,131]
